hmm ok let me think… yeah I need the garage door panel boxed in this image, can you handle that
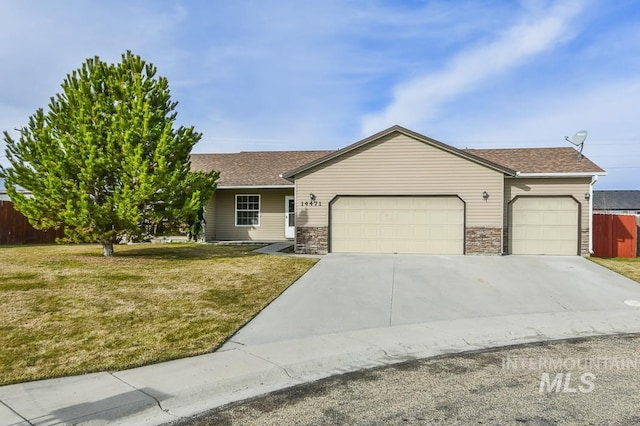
[445,225,463,239]
[378,225,395,238]
[380,212,395,224]
[396,211,412,223]
[412,198,431,209]
[513,226,534,240]
[378,240,396,252]
[550,241,578,255]
[514,211,538,225]
[428,227,446,239]
[512,239,541,253]
[396,227,413,239]
[555,211,578,225]
[345,210,363,222]
[361,198,378,209]
[446,210,464,224]
[413,211,431,224]
[332,210,347,223]
[362,211,379,224]
[427,210,444,223]
[331,196,464,254]
[510,197,578,255]
[362,226,379,238]
[411,226,429,238]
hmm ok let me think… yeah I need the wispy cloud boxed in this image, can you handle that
[361,0,587,134]
[0,1,637,188]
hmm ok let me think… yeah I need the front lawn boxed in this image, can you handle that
[0,243,317,385]
[590,257,640,283]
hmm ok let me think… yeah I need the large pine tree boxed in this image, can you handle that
[0,52,218,256]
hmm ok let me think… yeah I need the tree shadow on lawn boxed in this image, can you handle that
[113,244,265,260]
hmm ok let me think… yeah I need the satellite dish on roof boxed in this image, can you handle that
[564,130,587,160]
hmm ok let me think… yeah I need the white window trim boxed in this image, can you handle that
[235,194,261,227]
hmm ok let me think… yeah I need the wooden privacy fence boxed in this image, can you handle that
[592,213,638,258]
[0,200,64,245]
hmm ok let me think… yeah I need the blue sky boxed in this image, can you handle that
[0,0,638,189]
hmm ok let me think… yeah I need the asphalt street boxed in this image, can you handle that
[3,253,640,425]
[174,334,640,425]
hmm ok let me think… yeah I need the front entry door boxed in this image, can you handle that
[285,196,295,239]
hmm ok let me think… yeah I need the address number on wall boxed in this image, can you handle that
[301,201,322,207]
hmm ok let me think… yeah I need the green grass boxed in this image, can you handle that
[0,243,317,385]
[590,257,640,283]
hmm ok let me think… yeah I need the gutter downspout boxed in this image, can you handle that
[589,175,598,255]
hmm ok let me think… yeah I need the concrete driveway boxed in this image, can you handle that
[5,254,640,426]
[225,254,640,346]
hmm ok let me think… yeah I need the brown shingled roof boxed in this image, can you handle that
[191,128,605,187]
[190,151,334,186]
[464,147,605,174]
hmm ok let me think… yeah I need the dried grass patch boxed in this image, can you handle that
[590,257,640,284]
[0,243,317,385]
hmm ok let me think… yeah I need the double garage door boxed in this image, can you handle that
[509,197,579,255]
[329,195,580,255]
[330,196,464,254]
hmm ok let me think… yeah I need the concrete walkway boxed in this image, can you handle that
[252,241,293,254]
[2,253,640,425]
[251,241,321,258]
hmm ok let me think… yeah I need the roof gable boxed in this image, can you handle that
[282,125,516,179]
[190,150,333,187]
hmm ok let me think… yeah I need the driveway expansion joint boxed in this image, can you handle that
[388,257,396,327]
[0,399,32,426]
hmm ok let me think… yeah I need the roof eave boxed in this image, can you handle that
[217,184,294,189]
[515,171,607,178]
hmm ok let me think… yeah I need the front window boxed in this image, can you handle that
[236,194,260,226]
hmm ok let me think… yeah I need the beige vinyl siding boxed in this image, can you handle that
[204,195,216,241]
[504,177,591,239]
[213,188,293,241]
[294,133,504,228]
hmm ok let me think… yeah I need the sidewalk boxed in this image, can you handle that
[2,310,640,426]
[4,248,640,425]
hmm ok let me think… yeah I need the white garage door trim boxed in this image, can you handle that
[508,195,580,255]
[329,195,465,254]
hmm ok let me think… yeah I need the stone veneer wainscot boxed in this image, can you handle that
[296,226,328,255]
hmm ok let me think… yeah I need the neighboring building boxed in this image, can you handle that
[0,178,30,201]
[593,190,640,215]
[0,178,8,201]
[193,126,606,256]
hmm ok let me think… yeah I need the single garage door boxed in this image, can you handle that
[509,196,579,255]
[330,196,464,254]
